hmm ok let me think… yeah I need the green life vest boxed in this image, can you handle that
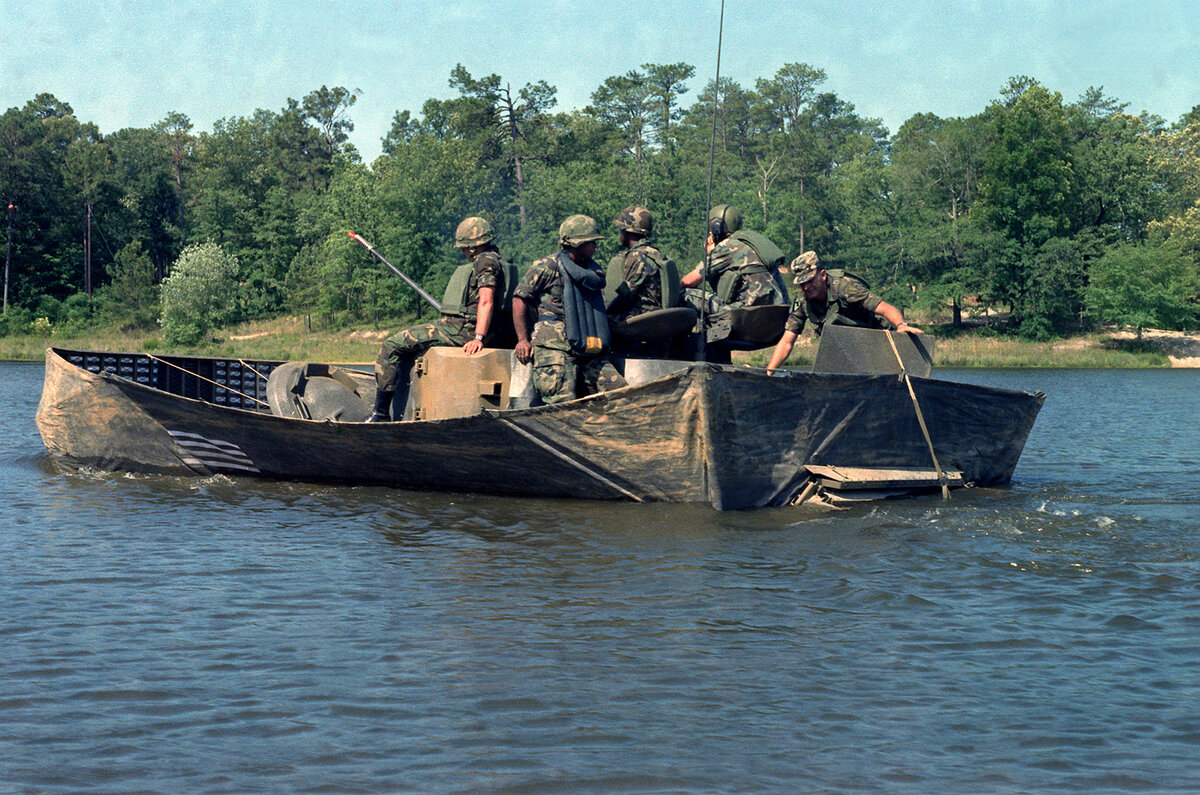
[714,230,789,305]
[604,245,680,311]
[440,263,475,317]
[439,256,518,317]
[730,229,785,270]
[815,268,881,331]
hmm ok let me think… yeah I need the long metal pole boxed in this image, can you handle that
[348,231,442,312]
[4,202,12,315]
[85,201,92,297]
[698,0,726,354]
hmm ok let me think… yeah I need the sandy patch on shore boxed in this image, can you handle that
[347,330,390,343]
[1109,328,1200,367]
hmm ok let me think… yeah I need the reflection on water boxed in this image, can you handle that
[3,363,1200,791]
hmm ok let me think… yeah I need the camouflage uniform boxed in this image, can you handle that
[607,240,666,323]
[515,252,625,405]
[693,237,779,308]
[374,247,504,392]
[786,272,885,336]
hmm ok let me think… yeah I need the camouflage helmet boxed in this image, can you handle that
[614,205,653,236]
[454,216,495,249]
[790,251,820,283]
[708,204,743,239]
[558,214,605,248]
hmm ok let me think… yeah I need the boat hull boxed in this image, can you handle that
[36,348,1044,510]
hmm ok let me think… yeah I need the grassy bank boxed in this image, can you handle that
[2,316,1176,368]
[0,316,383,365]
[740,328,1172,369]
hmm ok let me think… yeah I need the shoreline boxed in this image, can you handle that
[2,320,1197,369]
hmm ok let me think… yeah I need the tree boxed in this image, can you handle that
[1065,88,1161,242]
[62,132,114,297]
[302,85,360,160]
[980,82,1073,249]
[100,240,158,328]
[1147,122,1200,260]
[498,78,557,236]
[1085,241,1199,336]
[155,111,193,243]
[588,70,653,196]
[159,242,240,344]
[978,81,1075,331]
[889,112,992,324]
[754,62,826,134]
[641,62,695,150]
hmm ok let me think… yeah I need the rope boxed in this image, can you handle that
[237,359,272,384]
[886,331,950,500]
[143,353,271,409]
[497,416,645,502]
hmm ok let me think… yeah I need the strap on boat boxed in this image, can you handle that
[886,331,950,500]
[497,416,645,502]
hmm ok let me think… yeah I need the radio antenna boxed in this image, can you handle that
[698,0,726,355]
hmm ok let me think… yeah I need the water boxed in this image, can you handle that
[3,362,1199,792]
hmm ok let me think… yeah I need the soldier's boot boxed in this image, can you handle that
[366,390,394,423]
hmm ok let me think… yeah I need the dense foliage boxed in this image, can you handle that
[2,68,1198,340]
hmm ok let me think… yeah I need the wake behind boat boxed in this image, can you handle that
[35,328,1044,510]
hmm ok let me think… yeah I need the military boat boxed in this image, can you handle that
[35,327,1044,510]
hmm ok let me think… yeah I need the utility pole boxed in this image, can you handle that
[4,201,12,315]
[85,199,92,297]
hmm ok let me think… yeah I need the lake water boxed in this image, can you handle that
[2,361,1199,792]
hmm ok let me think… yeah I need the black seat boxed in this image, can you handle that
[611,307,698,343]
[706,304,789,348]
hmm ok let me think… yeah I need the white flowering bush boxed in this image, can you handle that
[159,242,240,345]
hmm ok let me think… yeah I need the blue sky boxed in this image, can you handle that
[2,0,1196,162]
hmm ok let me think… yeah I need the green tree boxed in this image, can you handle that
[302,85,360,160]
[159,241,240,344]
[1147,122,1200,260]
[978,81,1075,332]
[888,112,992,324]
[588,70,654,198]
[99,240,158,328]
[1085,241,1199,335]
[641,62,695,151]
[1065,88,1162,242]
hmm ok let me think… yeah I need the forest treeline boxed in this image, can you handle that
[2,63,1199,343]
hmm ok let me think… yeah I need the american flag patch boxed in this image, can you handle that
[167,430,261,474]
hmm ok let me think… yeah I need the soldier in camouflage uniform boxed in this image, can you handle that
[765,251,923,374]
[607,205,667,324]
[679,204,781,314]
[512,215,627,405]
[368,216,506,421]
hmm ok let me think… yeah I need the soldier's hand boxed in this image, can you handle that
[463,339,483,355]
[514,340,534,364]
[896,323,924,335]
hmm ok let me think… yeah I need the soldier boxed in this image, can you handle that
[512,215,627,405]
[606,205,668,324]
[367,216,506,421]
[679,204,786,315]
[765,251,923,374]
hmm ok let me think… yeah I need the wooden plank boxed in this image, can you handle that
[805,465,964,491]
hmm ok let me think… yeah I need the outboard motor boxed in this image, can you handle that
[265,362,373,422]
